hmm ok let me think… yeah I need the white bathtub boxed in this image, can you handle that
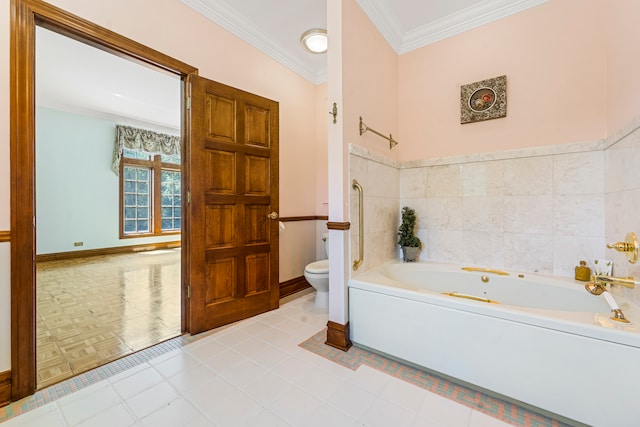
[348,261,640,427]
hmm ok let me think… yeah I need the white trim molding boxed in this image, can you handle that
[181,0,550,84]
[180,0,326,84]
[355,0,405,53]
[358,0,551,55]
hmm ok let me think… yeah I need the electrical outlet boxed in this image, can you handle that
[74,242,83,247]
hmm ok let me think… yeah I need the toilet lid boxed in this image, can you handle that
[305,259,329,274]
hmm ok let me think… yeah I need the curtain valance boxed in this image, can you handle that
[111,125,181,175]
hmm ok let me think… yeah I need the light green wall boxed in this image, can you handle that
[35,107,179,254]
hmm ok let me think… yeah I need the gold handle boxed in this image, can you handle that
[606,232,638,264]
[267,212,279,220]
[442,292,499,304]
[607,242,634,252]
[352,179,364,271]
[461,267,510,276]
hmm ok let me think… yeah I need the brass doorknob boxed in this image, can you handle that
[267,212,279,220]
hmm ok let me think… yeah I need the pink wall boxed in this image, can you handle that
[605,1,640,135]
[31,0,320,217]
[0,0,323,371]
[397,0,607,161]
[342,0,399,160]
[315,82,329,216]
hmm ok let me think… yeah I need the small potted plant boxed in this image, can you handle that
[398,206,422,262]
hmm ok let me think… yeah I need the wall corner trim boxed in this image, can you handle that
[0,370,11,407]
[327,222,351,231]
[325,321,352,351]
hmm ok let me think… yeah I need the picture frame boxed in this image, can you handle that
[460,75,507,124]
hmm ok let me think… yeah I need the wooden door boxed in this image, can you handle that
[188,75,279,334]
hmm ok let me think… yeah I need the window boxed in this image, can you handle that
[120,149,181,237]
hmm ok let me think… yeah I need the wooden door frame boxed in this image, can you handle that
[10,0,197,400]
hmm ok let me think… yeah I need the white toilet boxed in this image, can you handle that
[304,234,329,308]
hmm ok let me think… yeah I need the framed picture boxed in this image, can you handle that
[460,75,507,124]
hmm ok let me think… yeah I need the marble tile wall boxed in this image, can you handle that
[349,150,400,272]
[604,121,640,304]
[400,151,606,276]
[348,117,640,298]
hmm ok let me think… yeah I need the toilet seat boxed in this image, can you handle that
[305,259,328,274]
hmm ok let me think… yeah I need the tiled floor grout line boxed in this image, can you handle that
[2,292,580,427]
[298,330,577,427]
[1,334,189,422]
[0,292,313,424]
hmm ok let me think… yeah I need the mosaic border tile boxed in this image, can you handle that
[299,329,582,427]
[0,331,212,423]
[0,291,311,424]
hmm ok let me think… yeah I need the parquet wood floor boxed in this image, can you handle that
[36,249,181,388]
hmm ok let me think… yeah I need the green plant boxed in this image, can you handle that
[397,206,421,248]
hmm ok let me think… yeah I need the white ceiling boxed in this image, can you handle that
[180,0,549,83]
[36,26,182,132]
[36,0,549,129]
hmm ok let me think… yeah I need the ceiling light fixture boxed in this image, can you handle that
[300,28,328,54]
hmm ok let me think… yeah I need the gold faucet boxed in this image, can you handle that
[591,275,637,289]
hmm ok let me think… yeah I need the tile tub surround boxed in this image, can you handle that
[401,150,606,276]
[350,142,608,278]
[605,119,640,306]
[349,149,400,272]
[350,116,640,299]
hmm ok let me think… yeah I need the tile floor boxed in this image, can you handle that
[4,292,518,427]
[36,249,181,388]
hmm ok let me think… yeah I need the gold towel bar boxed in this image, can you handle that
[359,117,398,149]
[461,267,510,276]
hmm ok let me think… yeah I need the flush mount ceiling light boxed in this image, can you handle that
[300,28,328,54]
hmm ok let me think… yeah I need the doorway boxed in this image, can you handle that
[11,0,280,402]
[10,0,197,400]
[34,26,183,388]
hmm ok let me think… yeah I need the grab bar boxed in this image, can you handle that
[461,267,510,276]
[442,292,499,304]
[352,179,364,270]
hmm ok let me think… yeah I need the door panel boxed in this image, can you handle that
[189,75,279,334]
[207,151,236,193]
[206,94,236,142]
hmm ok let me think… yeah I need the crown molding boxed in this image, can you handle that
[181,0,326,84]
[181,0,549,84]
[399,0,550,54]
[358,0,550,55]
[356,0,404,52]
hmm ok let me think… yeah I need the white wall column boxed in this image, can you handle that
[326,0,351,349]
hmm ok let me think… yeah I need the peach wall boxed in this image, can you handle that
[0,0,321,372]
[605,1,640,135]
[342,0,399,161]
[397,0,606,161]
[40,0,319,216]
[315,82,329,216]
